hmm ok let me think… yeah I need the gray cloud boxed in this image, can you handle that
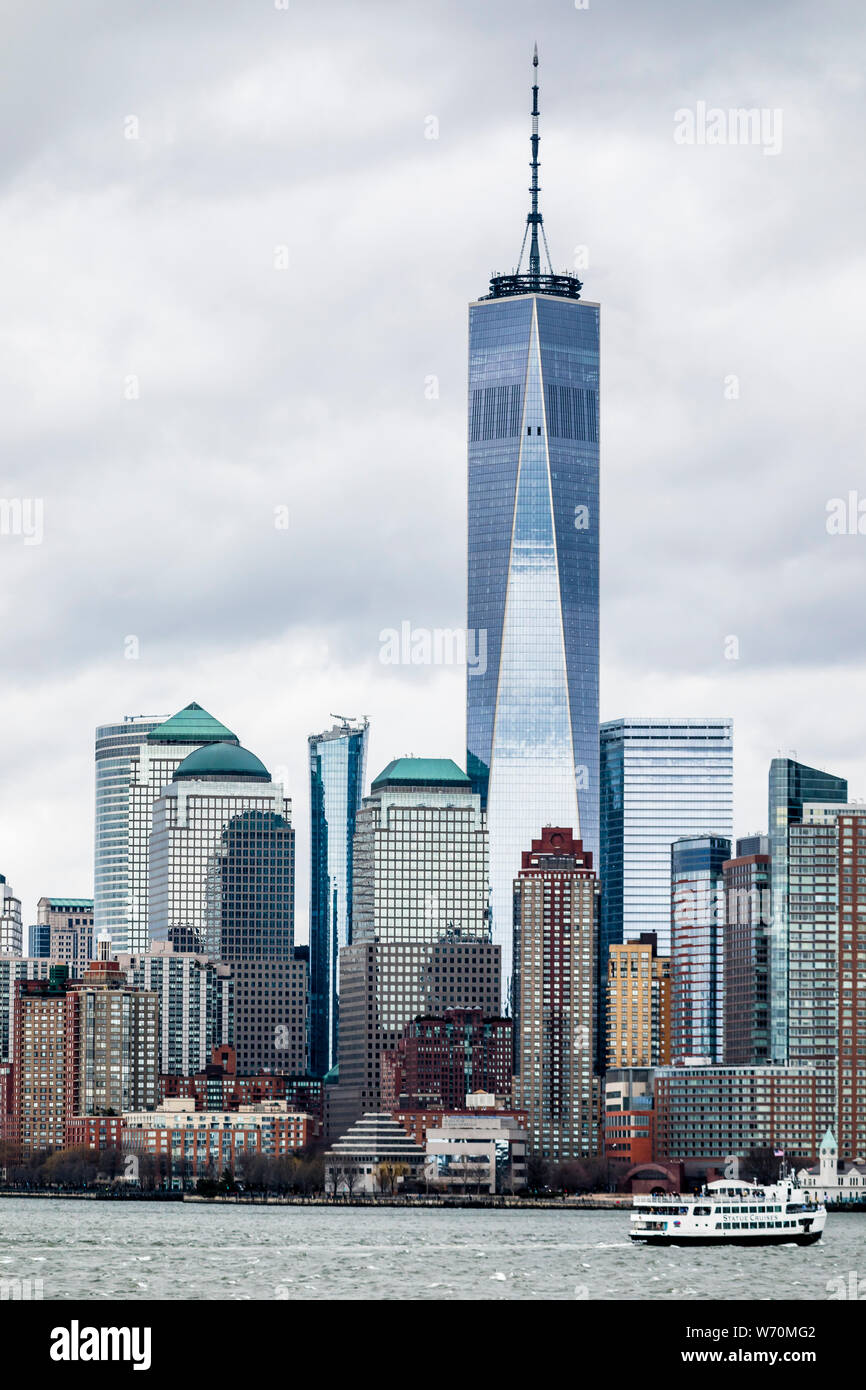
[2,0,865,922]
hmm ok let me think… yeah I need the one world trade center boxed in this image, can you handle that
[467,49,600,1003]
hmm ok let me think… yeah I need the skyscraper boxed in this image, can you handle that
[670,834,730,1064]
[95,703,239,953]
[148,741,305,1076]
[598,717,733,1071]
[722,845,771,1064]
[513,827,599,1160]
[599,718,734,959]
[606,933,671,1069]
[329,758,490,1137]
[308,717,369,1078]
[94,714,165,948]
[128,702,239,954]
[467,51,599,1003]
[768,757,847,1063]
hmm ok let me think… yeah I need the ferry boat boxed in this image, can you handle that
[629,1174,826,1246]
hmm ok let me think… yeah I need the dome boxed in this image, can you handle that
[173,741,270,783]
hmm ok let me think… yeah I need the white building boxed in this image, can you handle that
[324,1112,427,1195]
[94,703,238,953]
[797,1128,866,1204]
[426,1113,528,1194]
[148,741,291,954]
[127,703,240,953]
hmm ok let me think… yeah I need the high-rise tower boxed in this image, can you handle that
[467,50,599,1002]
[308,717,369,1078]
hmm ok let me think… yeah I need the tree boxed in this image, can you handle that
[375,1162,408,1196]
[328,1164,346,1198]
[525,1154,550,1193]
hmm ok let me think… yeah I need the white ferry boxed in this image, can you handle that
[630,1175,826,1246]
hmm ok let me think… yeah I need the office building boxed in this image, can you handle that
[424,933,501,1016]
[308,717,369,1077]
[351,757,488,1041]
[467,53,599,1003]
[599,717,734,962]
[149,740,304,1076]
[768,757,847,1062]
[94,704,238,953]
[723,847,771,1064]
[148,741,291,952]
[94,714,166,949]
[27,923,51,958]
[115,943,233,1077]
[330,758,489,1136]
[0,876,23,956]
[606,933,670,1069]
[670,835,730,1064]
[35,896,95,974]
[380,1009,513,1111]
[513,827,599,1160]
[653,1064,830,1169]
[127,702,239,953]
[426,1113,528,1194]
[603,1068,655,1171]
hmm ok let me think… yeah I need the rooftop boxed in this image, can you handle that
[371,758,471,792]
[147,701,239,747]
[173,742,270,783]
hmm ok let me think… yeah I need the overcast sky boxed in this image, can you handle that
[1,0,865,932]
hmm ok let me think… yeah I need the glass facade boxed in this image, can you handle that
[149,776,291,955]
[599,718,734,960]
[95,704,236,953]
[670,834,730,1064]
[467,293,600,1002]
[768,757,847,1062]
[308,719,369,1077]
[94,716,165,951]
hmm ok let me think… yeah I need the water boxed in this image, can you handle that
[0,1199,862,1300]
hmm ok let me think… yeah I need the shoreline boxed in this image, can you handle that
[0,1189,630,1210]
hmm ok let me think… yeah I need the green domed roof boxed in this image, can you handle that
[173,741,270,783]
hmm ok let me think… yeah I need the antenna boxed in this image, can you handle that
[484,46,582,302]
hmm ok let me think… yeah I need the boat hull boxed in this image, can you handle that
[630,1231,823,1247]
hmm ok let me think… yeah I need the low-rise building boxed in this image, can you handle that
[324,1112,427,1195]
[393,1091,528,1145]
[603,1068,655,1171]
[122,1098,315,1180]
[425,1113,528,1194]
[159,1044,322,1126]
[654,1064,829,1171]
[797,1128,866,1204]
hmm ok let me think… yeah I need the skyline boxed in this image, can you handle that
[3,0,866,928]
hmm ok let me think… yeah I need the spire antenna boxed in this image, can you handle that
[528,43,542,278]
[483,46,583,301]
